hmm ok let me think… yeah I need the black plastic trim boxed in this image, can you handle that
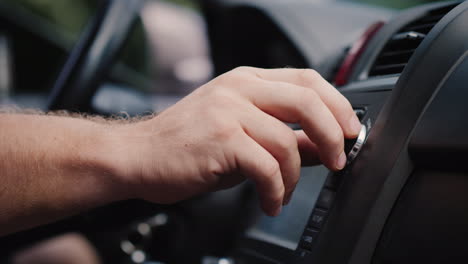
[351,2,468,263]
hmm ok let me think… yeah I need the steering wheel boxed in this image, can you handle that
[47,0,143,112]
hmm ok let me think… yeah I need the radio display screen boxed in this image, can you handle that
[245,166,329,250]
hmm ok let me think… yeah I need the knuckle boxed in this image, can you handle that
[299,68,320,86]
[230,66,253,79]
[209,87,234,103]
[277,130,298,157]
[297,89,319,113]
[211,118,240,142]
[234,66,255,73]
[261,160,281,182]
[202,94,234,116]
[204,107,240,142]
[214,67,255,89]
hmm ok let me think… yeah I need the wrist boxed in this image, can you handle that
[97,121,155,201]
[74,122,136,203]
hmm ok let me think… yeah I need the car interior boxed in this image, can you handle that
[0,0,468,263]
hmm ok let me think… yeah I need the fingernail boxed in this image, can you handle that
[336,151,347,170]
[350,116,362,135]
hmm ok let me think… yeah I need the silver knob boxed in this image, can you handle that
[346,124,367,164]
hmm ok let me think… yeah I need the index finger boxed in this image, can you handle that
[236,79,346,170]
[243,67,362,138]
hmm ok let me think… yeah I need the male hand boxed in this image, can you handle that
[113,67,361,216]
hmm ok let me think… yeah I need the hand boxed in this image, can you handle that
[113,67,361,216]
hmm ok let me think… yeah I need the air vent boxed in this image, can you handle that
[369,3,459,77]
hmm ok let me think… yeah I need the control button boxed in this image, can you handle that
[344,124,367,164]
[316,188,336,209]
[324,173,341,190]
[296,249,310,257]
[354,108,367,120]
[309,208,327,229]
[299,229,319,250]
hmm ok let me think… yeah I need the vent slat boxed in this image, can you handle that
[385,38,422,52]
[376,49,415,65]
[379,49,416,58]
[417,14,445,23]
[391,31,426,41]
[368,3,459,78]
[403,23,437,34]
[370,63,407,76]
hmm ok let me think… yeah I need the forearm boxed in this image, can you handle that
[0,113,128,235]
[0,67,360,234]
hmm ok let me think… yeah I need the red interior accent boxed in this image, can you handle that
[334,21,385,86]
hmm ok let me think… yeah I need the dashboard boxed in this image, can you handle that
[203,1,468,263]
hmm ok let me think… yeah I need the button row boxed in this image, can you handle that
[299,228,319,251]
[296,108,364,257]
[296,177,340,256]
[309,208,327,229]
[316,188,336,210]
